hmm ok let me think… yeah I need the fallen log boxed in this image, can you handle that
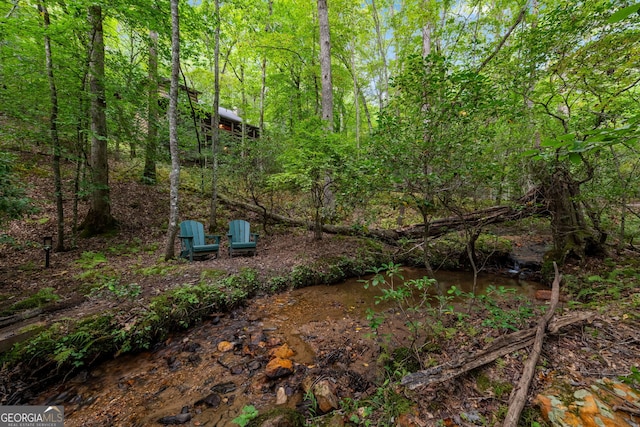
[502,262,561,427]
[219,189,548,244]
[401,282,591,390]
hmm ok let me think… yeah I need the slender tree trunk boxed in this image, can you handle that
[419,5,436,276]
[422,21,432,57]
[81,4,115,236]
[208,0,221,232]
[258,0,272,135]
[350,44,360,148]
[239,64,247,155]
[72,79,88,249]
[317,0,333,130]
[418,204,436,279]
[40,2,65,252]
[164,0,181,260]
[369,0,388,110]
[143,30,159,184]
[317,0,335,232]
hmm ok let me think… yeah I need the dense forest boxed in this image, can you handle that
[1,0,640,426]
[1,0,639,261]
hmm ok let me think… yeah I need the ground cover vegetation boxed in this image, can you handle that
[1,0,639,425]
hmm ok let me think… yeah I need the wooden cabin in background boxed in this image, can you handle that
[158,78,260,141]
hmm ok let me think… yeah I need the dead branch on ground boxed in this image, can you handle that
[502,262,561,427]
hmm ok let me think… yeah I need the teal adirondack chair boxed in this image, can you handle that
[227,220,259,256]
[179,220,221,261]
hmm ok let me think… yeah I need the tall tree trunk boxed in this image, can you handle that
[350,44,360,148]
[259,0,272,135]
[369,0,388,111]
[317,0,333,131]
[164,0,181,260]
[422,20,432,57]
[72,78,89,249]
[317,0,335,235]
[40,2,65,252]
[81,4,115,236]
[420,5,435,276]
[542,165,603,264]
[208,0,221,233]
[143,30,159,184]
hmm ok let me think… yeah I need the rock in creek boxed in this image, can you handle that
[265,357,294,379]
[312,379,340,413]
[194,392,221,408]
[157,412,191,425]
[209,381,237,394]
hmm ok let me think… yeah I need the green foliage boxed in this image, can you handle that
[1,287,60,316]
[563,265,640,306]
[200,268,226,282]
[107,239,159,256]
[135,264,178,277]
[341,379,414,426]
[0,152,33,224]
[475,286,536,332]
[91,279,142,301]
[475,372,513,399]
[373,53,502,227]
[619,366,640,387]
[1,315,117,371]
[266,254,384,292]
[75,251,108,269]
[232,405,259,427]
[518,407,550,427]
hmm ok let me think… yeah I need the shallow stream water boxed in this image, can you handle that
[33,269,545,426]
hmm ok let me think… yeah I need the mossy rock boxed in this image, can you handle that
[247,408,305,427]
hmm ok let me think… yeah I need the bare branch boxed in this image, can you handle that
[477,5,527,73]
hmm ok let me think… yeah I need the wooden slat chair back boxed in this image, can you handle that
[179,220,220,261]
[227,220,259,256]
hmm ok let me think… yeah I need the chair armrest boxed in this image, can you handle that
[179,235,194,242]
[251,233,259,243]
[205,234,221,244]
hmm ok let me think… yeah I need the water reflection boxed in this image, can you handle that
[268,268,545,324]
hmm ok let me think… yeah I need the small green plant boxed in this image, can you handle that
[620,366,640,387]
[232,405,259,427]
[341,398,373,426]
[104,280,142,301]
[75,251,108,269]
[362,263,441,369]
[303,388,319,418]
[353,379,413,425]
[3,287,60,315]
[136,264,177,276]
[476,286,535,331]
[200,268,226,282]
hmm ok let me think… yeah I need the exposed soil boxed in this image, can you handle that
[1,154,639,426]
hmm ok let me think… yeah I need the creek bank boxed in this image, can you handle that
[1,227,528,408]
[29,269,550,426]
[33,288,381,426]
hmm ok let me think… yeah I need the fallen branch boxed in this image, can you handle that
[219,189,548,244]
[400,309,593,390]
[502,262,561,427]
